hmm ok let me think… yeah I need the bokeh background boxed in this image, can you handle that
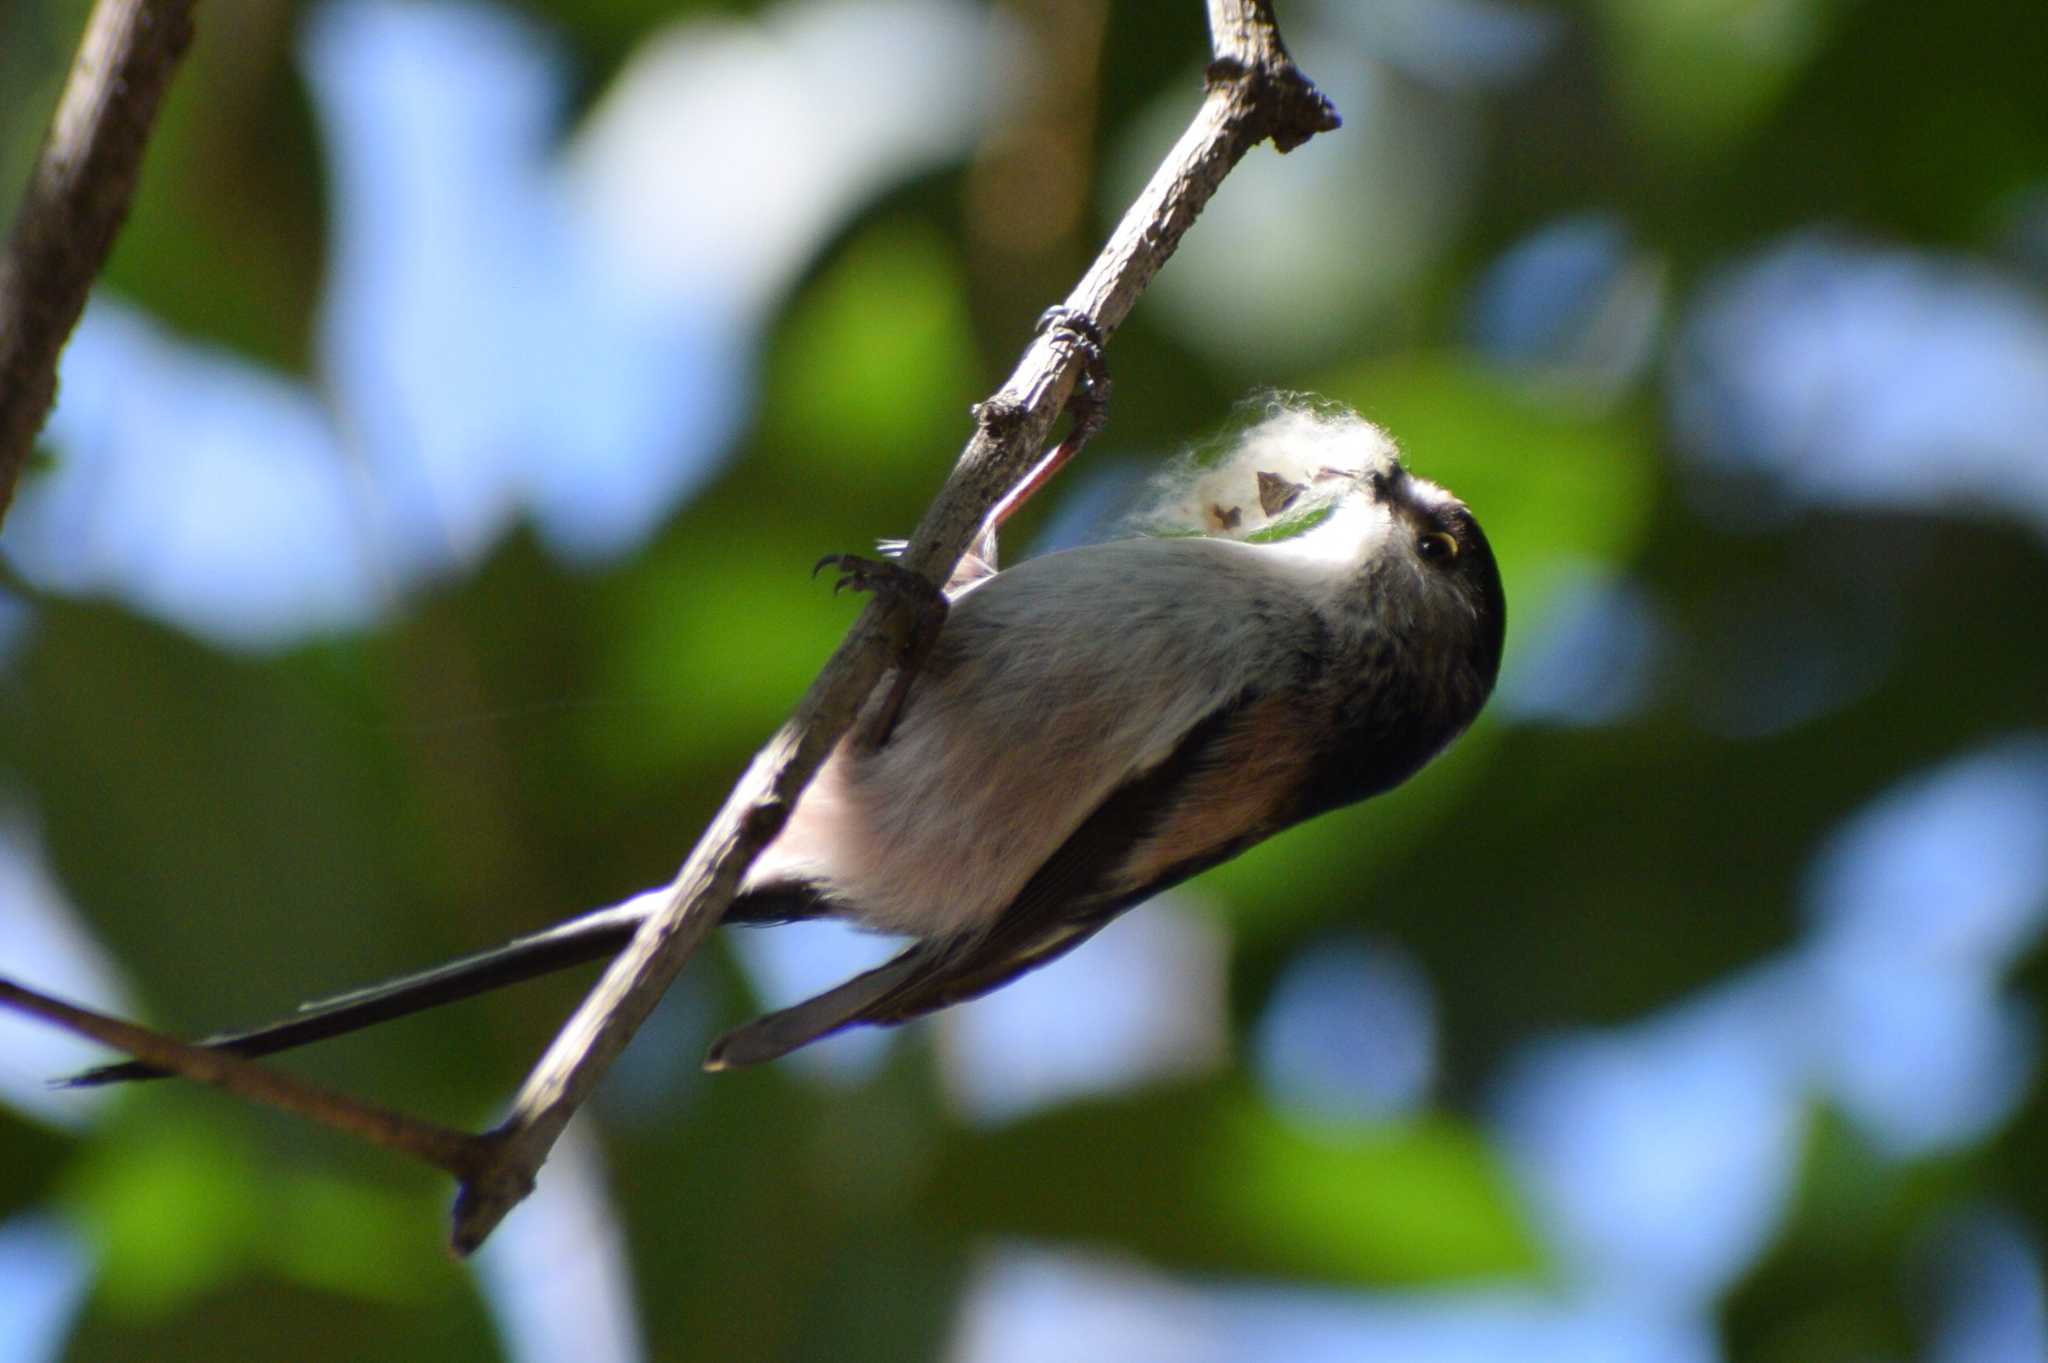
[3,0,2046,1358]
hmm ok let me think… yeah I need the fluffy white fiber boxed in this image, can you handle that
[1126,393,1402,542]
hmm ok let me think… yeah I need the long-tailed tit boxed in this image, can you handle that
[75,399,1505,1082]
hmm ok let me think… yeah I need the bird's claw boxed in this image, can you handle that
[813,553,943,606]
[814,553,949,750]
[1036,304,1106,361]
[1035,306,1111,435]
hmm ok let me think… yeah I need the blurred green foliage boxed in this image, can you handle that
[2,0,2045,1359]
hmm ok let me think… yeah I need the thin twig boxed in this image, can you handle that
[0,977,488,1177]
[446,0,1338,1253]
[0,0,198,527]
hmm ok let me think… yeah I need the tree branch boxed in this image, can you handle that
[446,0,1338,1254]
[0,976,488,1177]
[0,0,198,527]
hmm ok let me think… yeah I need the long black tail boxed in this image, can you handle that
[64,882,840,1086]
[65,900,654,1087]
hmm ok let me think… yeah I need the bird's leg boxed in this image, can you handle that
[982,308,1114,549]
[830,310,1110,749]
[814,553,949,751]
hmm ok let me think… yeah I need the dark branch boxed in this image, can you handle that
[0,976,488,1177]
[0,0,199,527]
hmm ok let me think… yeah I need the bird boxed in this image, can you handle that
[71,399,1505,1085]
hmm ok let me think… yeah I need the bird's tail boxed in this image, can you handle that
[702,944,933,1070]
[64,900,654,1087]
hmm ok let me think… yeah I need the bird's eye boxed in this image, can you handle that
[1417,530,1459,564]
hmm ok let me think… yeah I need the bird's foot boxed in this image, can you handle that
[814,554,949,749]
[813,552,943,604]
[1035,306,1113,437]
[1036,303,1105,357]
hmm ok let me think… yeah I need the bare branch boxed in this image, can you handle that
[0,976,488,1177]
[446,0,1338,1253]
[0,0,198,527]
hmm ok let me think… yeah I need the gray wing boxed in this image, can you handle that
[704,688,1316,1068]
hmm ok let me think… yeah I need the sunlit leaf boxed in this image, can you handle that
[268,1170,449,1302]
[58,1104,265,1314]
[761,217,984,483]
[593,530,854,779]
[1590,0,1846,164]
